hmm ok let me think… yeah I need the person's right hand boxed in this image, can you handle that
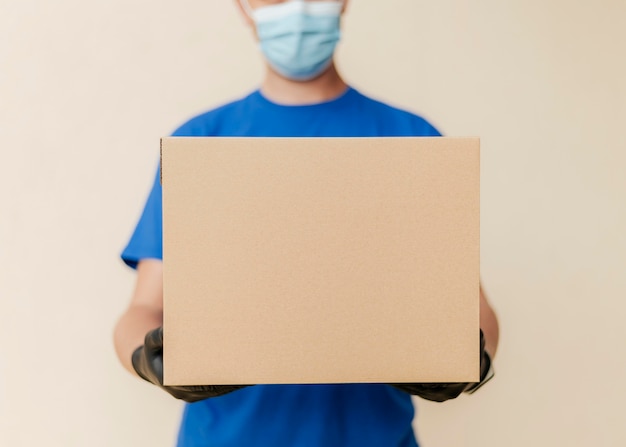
[132,327,249,402]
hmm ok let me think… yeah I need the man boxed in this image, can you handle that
[114,1,500,445]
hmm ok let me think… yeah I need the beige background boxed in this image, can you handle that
[1,0,624,446]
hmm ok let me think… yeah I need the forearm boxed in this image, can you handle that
[114,305,163,375]
[479,284,499,359]
[114,259,164,375]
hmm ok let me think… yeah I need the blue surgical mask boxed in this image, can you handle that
[249,0,343,81]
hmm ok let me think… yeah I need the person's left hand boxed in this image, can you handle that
[389,330,494,402]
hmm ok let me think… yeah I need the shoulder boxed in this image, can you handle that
[171,91,258,137]
[349,88,442,136]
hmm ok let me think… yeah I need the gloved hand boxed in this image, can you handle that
[390,329,494,402]
[132,327,249,402]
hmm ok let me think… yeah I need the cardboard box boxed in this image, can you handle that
[161,137,480,386]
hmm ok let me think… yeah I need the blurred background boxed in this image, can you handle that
[1,0,624,445]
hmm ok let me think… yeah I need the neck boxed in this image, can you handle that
[260,62,348,105]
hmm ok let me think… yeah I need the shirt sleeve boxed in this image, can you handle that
[120,165,163,269]
[412,114,443,137]
[119,109,218,269]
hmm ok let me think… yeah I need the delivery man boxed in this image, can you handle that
[114,1,500,446]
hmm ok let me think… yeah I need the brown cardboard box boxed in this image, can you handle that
[161,137,480,386]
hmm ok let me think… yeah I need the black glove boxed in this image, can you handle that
[390,330,494,402]
[132,327,249,402]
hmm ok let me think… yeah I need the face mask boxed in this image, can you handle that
[248,0,343,81]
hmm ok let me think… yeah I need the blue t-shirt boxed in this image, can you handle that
[122,86,441,447]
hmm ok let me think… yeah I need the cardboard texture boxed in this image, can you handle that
[161,137,480,386]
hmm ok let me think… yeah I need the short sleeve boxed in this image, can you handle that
[425,120,442,137]
[121,165,163,269]
[411,115,442,137]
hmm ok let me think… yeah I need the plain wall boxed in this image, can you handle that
[1,0,624,446]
